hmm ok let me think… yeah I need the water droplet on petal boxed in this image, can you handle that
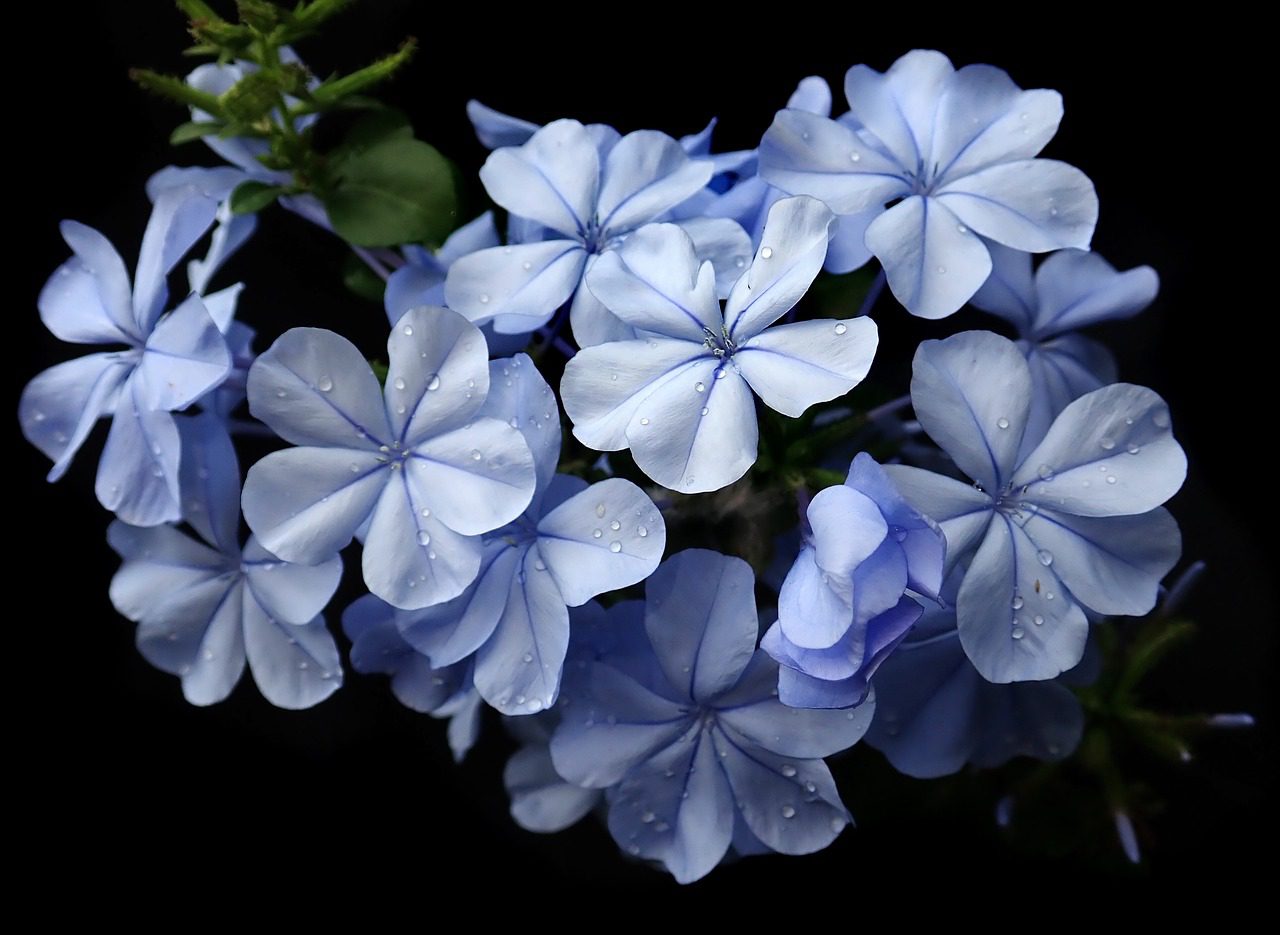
[937,265,947,274]
[957,224,968,234]
[275,389,287,398]
[595,503,606,518]
[479,293,490,304]
[426,374,441,391]
[734,256,745,269]
[1037,464,1055,481]
[1012,595,1024,610]
[522,260,532,271]
[609,541,622,553]
[403,324,413,336]
[761,246,773,259]
[522,652,534,664]
[781,805,796,819]
[1037,550,1054,567]
[1106,475,1118,484]
[609,520,621,531]
[317,377,333,392]
[1011,628,1025,640]
[639,417,650,426]
[695,381,705,393]
[700,407,709,416]
[470,450,482,461]
[1033,614,1045,625]
[996,417,1010,429]
[592,528,602,539]
[1127,443,1141,455]
[849,151,861,163]
[833,322,849,336]
[416,530,431,547]
[781,764,797,778]
[1100,437,1116,451]
[715,369,726,380]
[637,526,648,538]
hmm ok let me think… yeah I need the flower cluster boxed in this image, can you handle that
[24,39,1204,881]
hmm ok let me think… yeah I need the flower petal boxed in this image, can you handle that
[1032,250,1159,336]
[568,263,636,347]
[242,537,342,625]
[735,316,878,418]
[970,242,1037,333]
[846,453,946,599]
[561,337,709,451]
[95,382,182,525]
[505,744,601,833]
[406,417,535,535]
[108,522,226,622]
[247,327,392,448]
[479,119,599,238]
[757,109,909,214]
[957,515,1089,682]
[386,306,489,445]
[1013,384,1186,516]
[1021,336,1116,454]
[865,196,992,319]
[775,547,853,650]
[20,353,132,481]
[881,465,994,572]
[627,360,757,493]
[176,413,241,553]
[584,224,723,342]
[910,330,1031,491]
[673,217,754,297]
[724,195,835,340]
[41,221,136,343]
[712,724,849,855]
[1021,507,1180,616]
[397,541,517,664]
[444,240,587,333]
[242,598,342,709]
[535,477,667,606]
[645,550,758,703]
[597,131,713,236]
[139,577,246,706]
[466,99,538,149]
[241,446,388,564]
[843,50,954,170]
[132,183,221,332]
[479,353,562,495]
[135,294,231,411]
[936,160,1097,252]
[824,210,876,274]
[789,75,833,116]
[474,545,570,715]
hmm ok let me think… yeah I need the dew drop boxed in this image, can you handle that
[891,525,907,542]
[470,449,482,461]
[1011,628,1025,640]
[1037,464,1055,481]
[1152,410,1170,428]
[317,377,333,392]
[850,151,861,163]
[417,530,431,546]
[1100,437,1116,451]
[834,322,848,335]
[479,293,490,304]
[349,463,360,474]
[641,811,656,824]
[700,407,709,416]
[781,805,796,819]
[1126,443,1141,455]
[734,256,745,269]
[996,417,1010,429]
[610,520,621,531]
[781,764,797,778]
[521,260,532,271]
[1012,595,1024,610]
[1037,549,1054,567]
[1106,475,1118,484]
[610,373,618,381]
[592,529,603,539]
[609,541,622,553]
[1046,591,1055,600]
[427,374,441,391]
[637,525,648,538]
[831,817,845,832]
[402,323,414,336]
[695,381,705,393]
[522,652,534,664]
[957,224,968,234]
[275,389,287,398]
[715,369,726,380]
[639,417,650,426]
[937,265,947,274]
[595,503,607,518]
[761,247,774,259]
[1033,614,1045,626]
[392,377,406,391]
[534,558,547,571]
[420,507,431,518]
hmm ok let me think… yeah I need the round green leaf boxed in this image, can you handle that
[323,137,457,248]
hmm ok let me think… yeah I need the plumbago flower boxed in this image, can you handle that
[561,195,878,493]
[443,118,753,347]
[972,244,1160,448]
[381,357,667,715]
[865,595,1085,778]
[762,453,945,708]
[240,306,537,609]
[20,186,231,525]
[759,49,1098,319]
[550,550,874,883]
[384,212,500,322]
[884,331,1186,682]
[108,415,343,708]
[341,595,482,761]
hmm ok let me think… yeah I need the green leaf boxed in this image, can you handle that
[322,137,457,248]
[229,180,286,214]
[331,109,413,158]
[169,120,222,145]
[130,68,224,116]
[341,253,387,303]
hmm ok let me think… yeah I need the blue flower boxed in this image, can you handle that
[108,415,343,708]
[561,196,879,493]
[549,550,874,883]
[384,356,667,715]
[759,49,1098,319]
[865,599,1085,777]
[384,212,500,321]
[20,187,232,525]
[972,245,1160,449]
[761,453,945,708]
[884,331,1185,682]
[342,594,483,761]
[443,118,753,347]
[240,306,537,609]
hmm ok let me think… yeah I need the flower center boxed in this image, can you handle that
[702,326,737,359]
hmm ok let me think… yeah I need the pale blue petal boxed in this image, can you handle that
[724,196,835,340]
[441,687,484,760]
[735,316,878,418]
[146,164,248,204]
[406,417,535,534]
[597,131,713,235]
[712,724,849,855]
[550,662,690,787]
[505,744,601,833]
[20,353,132,481]
[445,240,587,333]
[247,327,392,447]
[561,337,708,451]
[846,453,946,598]
[176,413,240,552]
[776,547,853,649]
[466,99,538,149]
[932,66,1063,183]
[957,515,1089,682]
[716,653,876,756]
[910,331,1032,491]
[397,542,517,665]
[95,381,182,525]
[865,196,992,319]
[936,160,1097,252]
[535,477,667,606]
[843,50,954,169]
[437,211,501,265]
[606,730,733,883]
[788,76,833,116]
[385,262,444,322]
[646,550,758,703]
[479,119,598,238]
[970,243,1037,332]
[386,306,489,445]
[585,224,723,342]
[242,537,342,625]
[108,522,226,622]
[50,220,138,342]
[198,283,245,333]
[672,217,754,297]
[678,117,716,156]
[1032,250,1159,336]
[135,294,231,411]
[1021,507,1180,616]
[474,545,570,715]
[758,110,909,214]
[569,267,636,347]
[823,210,876,274]
[342,594,463,712]
[627,360,757,494]
[362,468,486,609]
[133,184,221,332]
[881,465,994,572]
[241,446,388,563]
[147,578,246,706]
[188,204,257,295]
[1021,336,1115,455]
[1013,384,1186,516]
[479,353,561,495]
[242,598,342,709]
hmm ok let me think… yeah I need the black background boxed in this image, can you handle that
[11,2,1273,908]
